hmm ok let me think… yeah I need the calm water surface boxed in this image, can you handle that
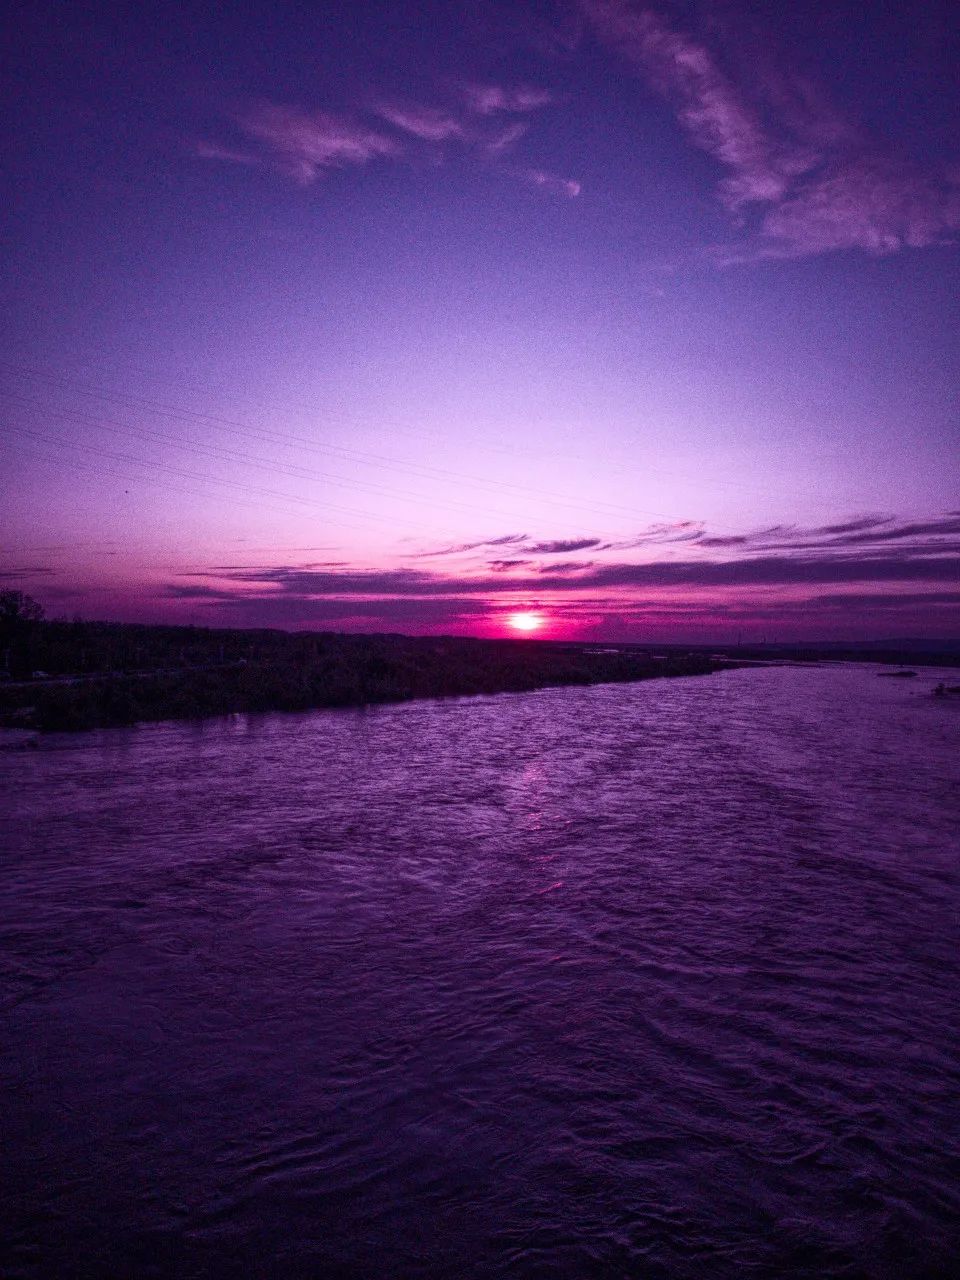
[2,665,959,1279]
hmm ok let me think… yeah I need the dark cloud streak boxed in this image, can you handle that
[182,550,960,598]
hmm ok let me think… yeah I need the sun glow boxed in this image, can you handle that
[507,611,543,634]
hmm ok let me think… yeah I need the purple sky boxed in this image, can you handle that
[2,0,958,641]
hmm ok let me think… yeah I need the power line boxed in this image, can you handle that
[7,391,624,535]
[4,426,437,536]
[1,358,739,531]
[0,352,852,505]
[3,440,385,534]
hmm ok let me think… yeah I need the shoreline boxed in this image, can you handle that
[4,618,956,734]
[1,646,739,733]
[1,623,746,732]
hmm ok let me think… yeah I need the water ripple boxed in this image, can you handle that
[1,665,959,1278]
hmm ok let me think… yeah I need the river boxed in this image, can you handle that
[2,664,958,1278]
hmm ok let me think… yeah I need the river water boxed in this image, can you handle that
[2,664,959,1279]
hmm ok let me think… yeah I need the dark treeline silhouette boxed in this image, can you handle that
[5,593,952,732]
[0,596,728,731]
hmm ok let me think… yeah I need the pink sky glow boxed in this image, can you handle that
[3,2,958,642]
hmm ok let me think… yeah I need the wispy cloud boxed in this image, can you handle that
[418,525,693,559]
[178,510,960,601]
[581,1,960,259]
[485,121,530,156]
[700,513,960,555]
[755,161,960,260]
[461,84,554,116]
[193,104,401,183]
[193,140,262,169]
[163,509,960,638]
[601,521,704,550]
[526,537,601,554]
[372,102,466,143]
[519,168,582,198]
[419,515,960,566]
[372,82,577,195]
[196,81,578,197]
[542,560,596,573]
[416,534,530,558]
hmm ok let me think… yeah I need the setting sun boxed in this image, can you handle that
[507,612,543,634]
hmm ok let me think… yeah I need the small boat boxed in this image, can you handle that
[877,669,917,678]
[932,683,960,698]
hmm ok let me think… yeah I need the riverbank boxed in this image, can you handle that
[0,626,738,731]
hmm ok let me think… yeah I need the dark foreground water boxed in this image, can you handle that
[2,665,959,1279]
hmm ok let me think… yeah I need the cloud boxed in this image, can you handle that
[582,2,805,203]
[811,591,960,610]
[373,82,573,190]
[752,160,960,261]
[167,583,231,600]
[164,588,496,630]
[373,103,466,142]
[706,513,960,555]
[416,533,529,557]
[526,537,601,553]
[484,120,530,155]
[0,567,54,581]
[698,535,748,548]
[202,103,400,184]
[193,140,260,168]
[541,560,595,573]
[422,532,634,558]
[201,561,349,572]
[581,1,960,259]
[182,545,959,599]
[164,538,959,636]
[571,555,960,589]
[600,521,704,549]
[376,82,553,150]
[196,80,576,196]
[165,512,958,645]
[814,516,895,537]
[419,514,960,565]
[462,84,554,116]
[519,168,582,198]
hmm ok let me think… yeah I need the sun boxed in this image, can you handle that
[507,611,543,634]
